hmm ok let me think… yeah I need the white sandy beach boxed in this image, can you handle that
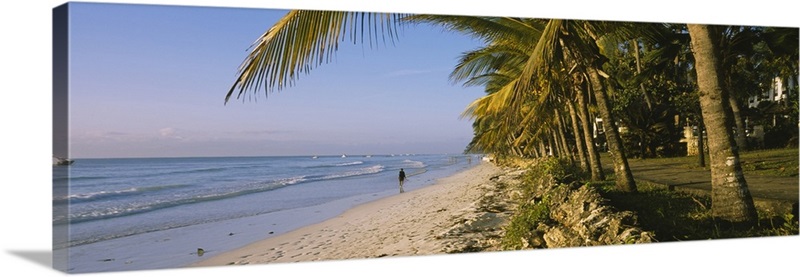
[193,162,502,267]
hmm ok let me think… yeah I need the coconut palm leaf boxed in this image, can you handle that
[517,19,565,95]
[406,15,543,47]
[225,10,406,103]
[449,44,528,85]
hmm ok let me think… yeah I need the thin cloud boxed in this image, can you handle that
[235,129,289,136]
[158,127,184,140]
[74,130,146,143]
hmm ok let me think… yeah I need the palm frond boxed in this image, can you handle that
[405,15,542,47]
[226,10,407,103]
[517,19,564,95]
[450,44,527,85]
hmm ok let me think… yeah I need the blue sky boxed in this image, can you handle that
[66,3,487,158]
[56,2,800,159]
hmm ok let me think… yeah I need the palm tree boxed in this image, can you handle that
[566,93,589,171]
[447,20,533,157]
[405,16,539,159]
[519,19,636,191]
[717,26,766,151]
[686,24,757,223]
[573,74,606,180]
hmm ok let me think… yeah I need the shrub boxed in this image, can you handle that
[501,197,550,250]
[536,157,587,185]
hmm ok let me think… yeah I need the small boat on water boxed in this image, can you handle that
[312,155,318,159]
[341,154,347,158]
[53,156,74,166]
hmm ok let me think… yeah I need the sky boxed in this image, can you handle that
[64,3,489,158]
[1,1,799,277]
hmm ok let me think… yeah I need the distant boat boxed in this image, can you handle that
[341,154,347,158]
[312,156,318,159]
[53,156,74,166]
[365,155,372,158]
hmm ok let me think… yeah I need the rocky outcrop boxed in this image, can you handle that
[435,164,653,253]
[533,181,655,248]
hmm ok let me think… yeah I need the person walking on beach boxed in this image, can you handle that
[398,168,406,193]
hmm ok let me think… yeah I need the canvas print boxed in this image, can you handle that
[52,1,799,274]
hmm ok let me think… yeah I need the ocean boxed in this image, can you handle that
[53,154,478,273]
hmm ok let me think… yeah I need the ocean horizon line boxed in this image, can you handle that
[63,153,477,160]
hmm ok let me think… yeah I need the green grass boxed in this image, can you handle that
[602,148,799,239]
[597,181,799,241]
[629,147,798,177]
[738,148,799,177]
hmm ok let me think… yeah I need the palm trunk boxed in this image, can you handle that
[576,84,605,181]
[539,140,547,158]
[513,134,526,158]
[587,67,637,192]
[723,73,749,151]
[640,133,648,159]
[555,110,574,164]
[687,24,757,223]
[697,119,706,168]
[728,94,748,151]
[568,100,589,171]
[548,131,558,157]
[508,135,522,157]
[530,141,540,158]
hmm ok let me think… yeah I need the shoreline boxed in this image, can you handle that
[192,161,503,267]
[58,155,481,273]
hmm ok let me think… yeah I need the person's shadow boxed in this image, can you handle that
[7,250,52,269]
